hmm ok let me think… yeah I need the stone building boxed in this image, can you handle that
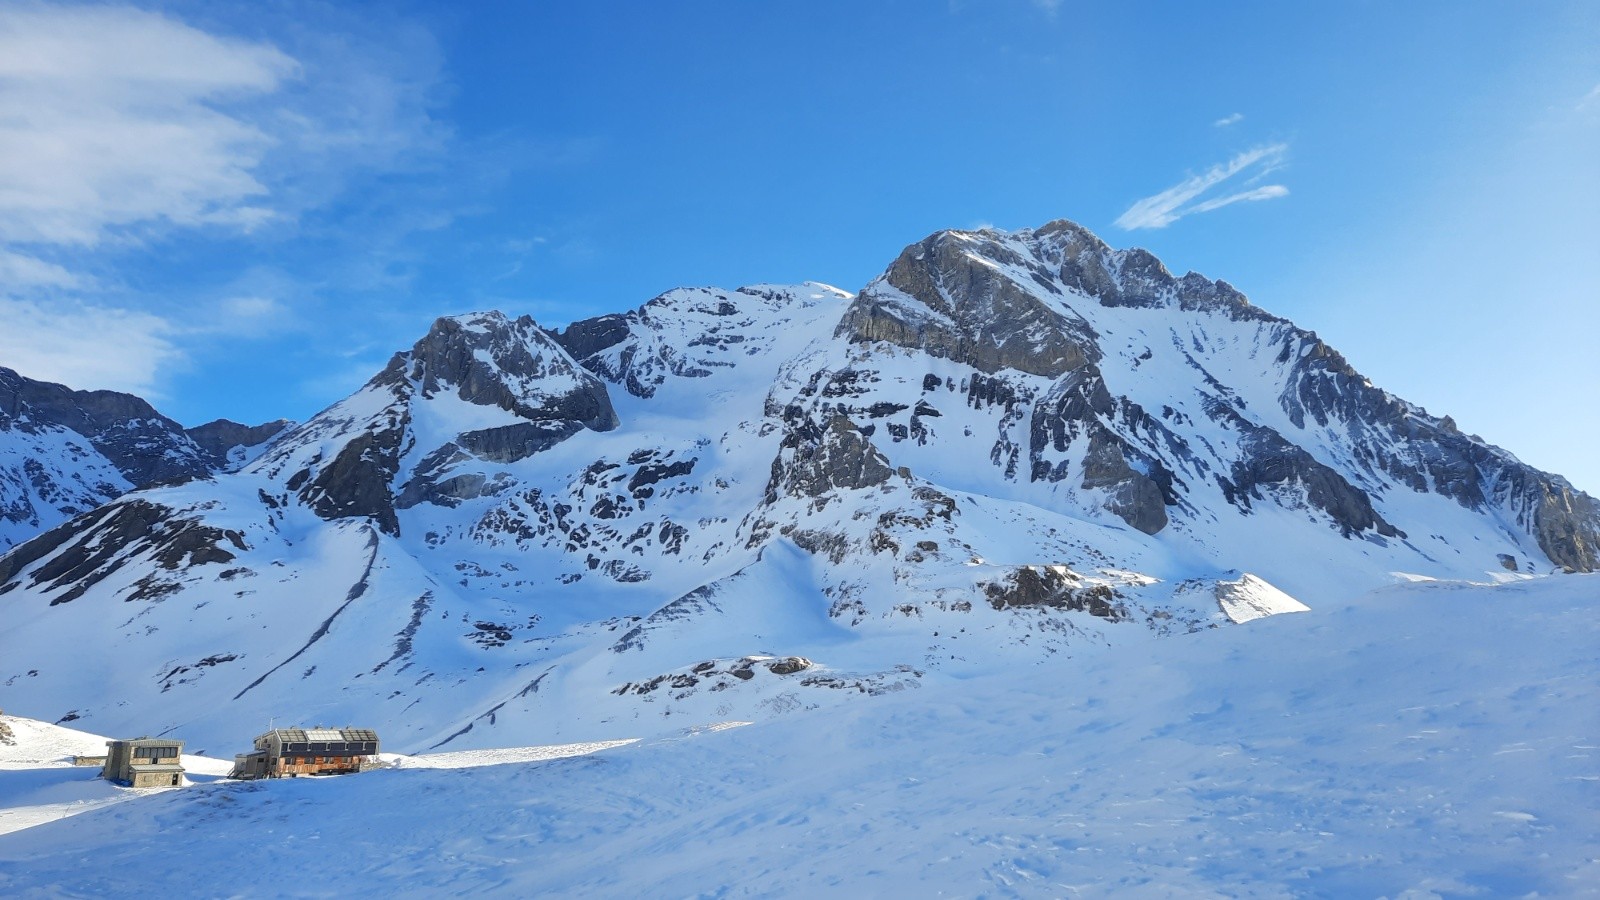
[102,738,184,787]
[230,727,380,779]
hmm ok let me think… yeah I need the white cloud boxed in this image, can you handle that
[0,4,298,246]
[1214,112,1244,127]
[1186,184,1290,214]
[0,248,82,289]
[1115,144,1290,230]
[0,298,181,395]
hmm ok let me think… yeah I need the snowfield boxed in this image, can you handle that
[1,574,1595,897]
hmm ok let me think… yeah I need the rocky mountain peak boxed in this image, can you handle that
[244,309,621,537]
[836,229,1101,378]
[0,365,211,487]
[389,311,618,432]
[184,418,294,470]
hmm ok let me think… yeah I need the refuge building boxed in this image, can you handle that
[230,727,380,779]
[102,738,185,787]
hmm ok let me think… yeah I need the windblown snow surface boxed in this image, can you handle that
[1,574,1595,898]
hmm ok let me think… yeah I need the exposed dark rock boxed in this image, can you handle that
[457,421,586,463]
[0,366,214,487]
[548,313,632,360]
[555,288,788,399]
[397,472,514,510]
[769,414,895,501]
[628,459,696,496]
[1026,369,1171,534]
[389,312,618,432]
[836,232,1100,378]
[1222,414,1400,539]
[296,427,406,535]
[767,656,812,675]
[982,566,1127,621]
[1278,331,1598,567]
[184,418,292,461]
[1080,433,1169,535]
[0,499,246,605]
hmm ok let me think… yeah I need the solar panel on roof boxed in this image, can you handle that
[304,728,344,741]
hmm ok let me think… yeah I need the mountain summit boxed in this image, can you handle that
[0,220,1593,751]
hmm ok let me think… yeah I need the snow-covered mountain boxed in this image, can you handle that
[0,366,291,551]
[0,219,1594,754]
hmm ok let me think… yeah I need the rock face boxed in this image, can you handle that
[0,366,211,486]
[0,498,245,605]
[769,413,896,501]
[398,312,618,432]
[836,230,1100,379]
[832,221,1589,559]
[185,419,293,468]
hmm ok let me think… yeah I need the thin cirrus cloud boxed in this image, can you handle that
[1114,143,1290,230]
[1214,112,1244,127]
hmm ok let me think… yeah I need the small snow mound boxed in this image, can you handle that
[1215,573,1310,624]
[1391,572,1439,583]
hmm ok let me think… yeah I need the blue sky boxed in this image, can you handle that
[1,1,1596,489]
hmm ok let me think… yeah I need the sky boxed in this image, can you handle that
[0,0,1596,490]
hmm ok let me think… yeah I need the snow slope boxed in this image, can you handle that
[0,575,1594,897]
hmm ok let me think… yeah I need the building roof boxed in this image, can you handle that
[256,727,379,743]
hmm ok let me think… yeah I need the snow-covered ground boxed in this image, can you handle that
[0,716,232,838]
[1,574,1594,897]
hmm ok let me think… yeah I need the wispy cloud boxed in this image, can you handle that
[1115,144,1290,230]
[1213,112,1244,128]
[0,3,449,396]
[0,248,82,289]
[0,4,296,247]
[0,297,181,397]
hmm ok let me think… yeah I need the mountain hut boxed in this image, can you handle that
[230,727,380,779]
[102,738,185,787]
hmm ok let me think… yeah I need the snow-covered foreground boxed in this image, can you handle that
[1,575,1595,897]
[0,716,234,838]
